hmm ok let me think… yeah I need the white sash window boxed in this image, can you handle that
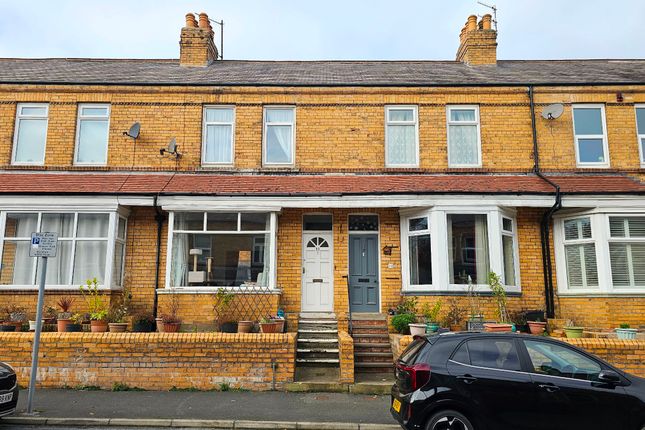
[385,106,419,167]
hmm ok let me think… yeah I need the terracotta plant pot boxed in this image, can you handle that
[9,321,23,332]
[564,327,584,338]
[163,322,181,333]
[156,317,165,333]
[483,323,514,333]
[57,319,71,332]
[615,328,637,340]
[271,319,285,333]
[408,323,426,337]
[260,322,279,333]
[528,321,547,335]
[65,324,83,332]
[90,320,108,333]
[108,323,128,333]
[237,321,254,333]
[450,324,462,332]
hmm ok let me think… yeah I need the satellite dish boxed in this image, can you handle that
[160,138,181,158]
[123,122,141,140]
[541,104,564,120]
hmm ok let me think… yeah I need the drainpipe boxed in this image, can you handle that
[153,195,166,319]
[529,86,561,319]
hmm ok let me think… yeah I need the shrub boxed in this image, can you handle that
[391,313,416,334]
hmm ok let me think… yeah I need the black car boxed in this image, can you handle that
[391,332,645,430]
[0,362,18,418]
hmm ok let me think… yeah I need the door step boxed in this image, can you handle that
[297,316,340,368]
[351,315,394,374]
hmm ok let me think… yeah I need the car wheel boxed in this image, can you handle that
[426,409,474,430]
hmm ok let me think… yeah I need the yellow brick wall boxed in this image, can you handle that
[338,331,354,384]
[0,332,296,391]
[0,85,643,173]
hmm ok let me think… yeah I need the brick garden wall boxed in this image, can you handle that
[0,332,296,391]
[338,331,354,384]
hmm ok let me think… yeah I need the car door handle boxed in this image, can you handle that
[457,375,477,384]
[538,383,560,393]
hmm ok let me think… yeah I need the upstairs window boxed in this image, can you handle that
[203,106,235,165]
[636,106,645,166]
[12,103,48,165]
[563,217,598,289]
[608,216,645,289]
[263,107,295,166]
[385,106,418,167]
[75,104,110,165]
[447,106,481,167]
[572,105,609,167]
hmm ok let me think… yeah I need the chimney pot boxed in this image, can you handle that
[467,15,477,31]
[481,14,492,30]
[185,13,197,28]
[198,12,210,30]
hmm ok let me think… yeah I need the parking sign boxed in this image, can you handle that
[29,232,58,257]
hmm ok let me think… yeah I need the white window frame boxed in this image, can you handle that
[571,104,610,168]
[635,104,645,167]
[446,105,482,168]
[74,103,111,166]
[164,211,279,291]
[262,106,296,167]
[559,215,600,292]
[400,205,520,294]
[113,215,128,288]
[401,214,432,289]
[606,215,645,290]
[0,210,123,290]
[202,105,235,166]
[499,213,520,288]
[11,103,49,166]
[385,105,419,168]
[554,210,645,296]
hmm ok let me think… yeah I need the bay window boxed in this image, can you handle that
[401,207,519,293]
[168,211,277,289]
[0,211,126,289]
[556,212,645,294]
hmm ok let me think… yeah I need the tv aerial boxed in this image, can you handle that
[160,138,181,159]
[541,104,564,120]
[123,122,141,141]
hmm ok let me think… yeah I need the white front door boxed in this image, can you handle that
[301,232,333,312]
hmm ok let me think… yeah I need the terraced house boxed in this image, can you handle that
[1,12,644,374]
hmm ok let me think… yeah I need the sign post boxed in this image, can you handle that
[26,232,58,415]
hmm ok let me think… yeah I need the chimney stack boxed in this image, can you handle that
[179,12,218,67]
[455,14,497,66]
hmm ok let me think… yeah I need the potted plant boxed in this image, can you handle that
[43,305,58,324]
[390,297,421,336]
[564,318,584,338]
[483,272,513,333]
[444,298,466,332]
[161,293,182,333]
[466,276,485,330]
[421,300,443,334]
[271,315,285,333]
[3,304,27,332]
[80,278,109,333]
[107,287,131,332]
[237,320,254,333]
[65,313,84,332]
[56,296,75,332]
[132,313,155,332]
[213,288,236,332]
[259,316,279,333]
[615,323,638,340]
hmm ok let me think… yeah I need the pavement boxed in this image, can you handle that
[0,389,399,429]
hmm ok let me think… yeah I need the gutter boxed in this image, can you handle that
[529,85,562,319]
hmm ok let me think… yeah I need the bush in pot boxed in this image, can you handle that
[107,286,131,333]
[564,318,584,338]
[56,296,75,332]
[65,313,85,332]
[444,298,466,332]
[161,293,182,333]
[422,300,443,333]
[79,278,109,333]
[484,272,513,333]
[2,304,27,332]
[132,313,155,332]
[259,316,279,333]
[213,288,236,332]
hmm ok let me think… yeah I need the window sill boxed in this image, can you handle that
[557,290,645,297]
[0,285,118,291]
[158,286,281,295]
[402,290,522,297]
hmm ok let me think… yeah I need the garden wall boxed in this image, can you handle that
[392,335,645,378]
[0,332,296,391]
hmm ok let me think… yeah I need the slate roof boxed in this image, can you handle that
[0,58,644,86]
[0,173,642,196]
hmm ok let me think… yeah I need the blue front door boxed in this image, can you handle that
[349,234,379,312]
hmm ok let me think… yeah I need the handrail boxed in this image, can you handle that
[342,275,352,336]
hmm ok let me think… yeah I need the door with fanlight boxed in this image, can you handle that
[301,226,334,312]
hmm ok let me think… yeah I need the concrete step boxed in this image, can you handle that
[297,358,340,364]
[352,333,390,343]
[355,352,394,357]
[298,338,338,344]
[352,327,390,335]
[298,320,338,325]
[297,348,340,353]
[354,342,391,348]
[355,362,394,369]
[298,329,338,334]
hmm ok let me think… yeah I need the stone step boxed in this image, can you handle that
[297,358,340,364]
[298,329,338,334]
[297,348,340,353]
[355,362,394,369]
[299,323,338,331]
[351,327,389,335]
[298,320,338,325]
[355,352,394,357]
[354,342,391,348]
[298,338,338,344]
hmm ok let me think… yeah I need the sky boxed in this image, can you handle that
[0,0,644,61]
